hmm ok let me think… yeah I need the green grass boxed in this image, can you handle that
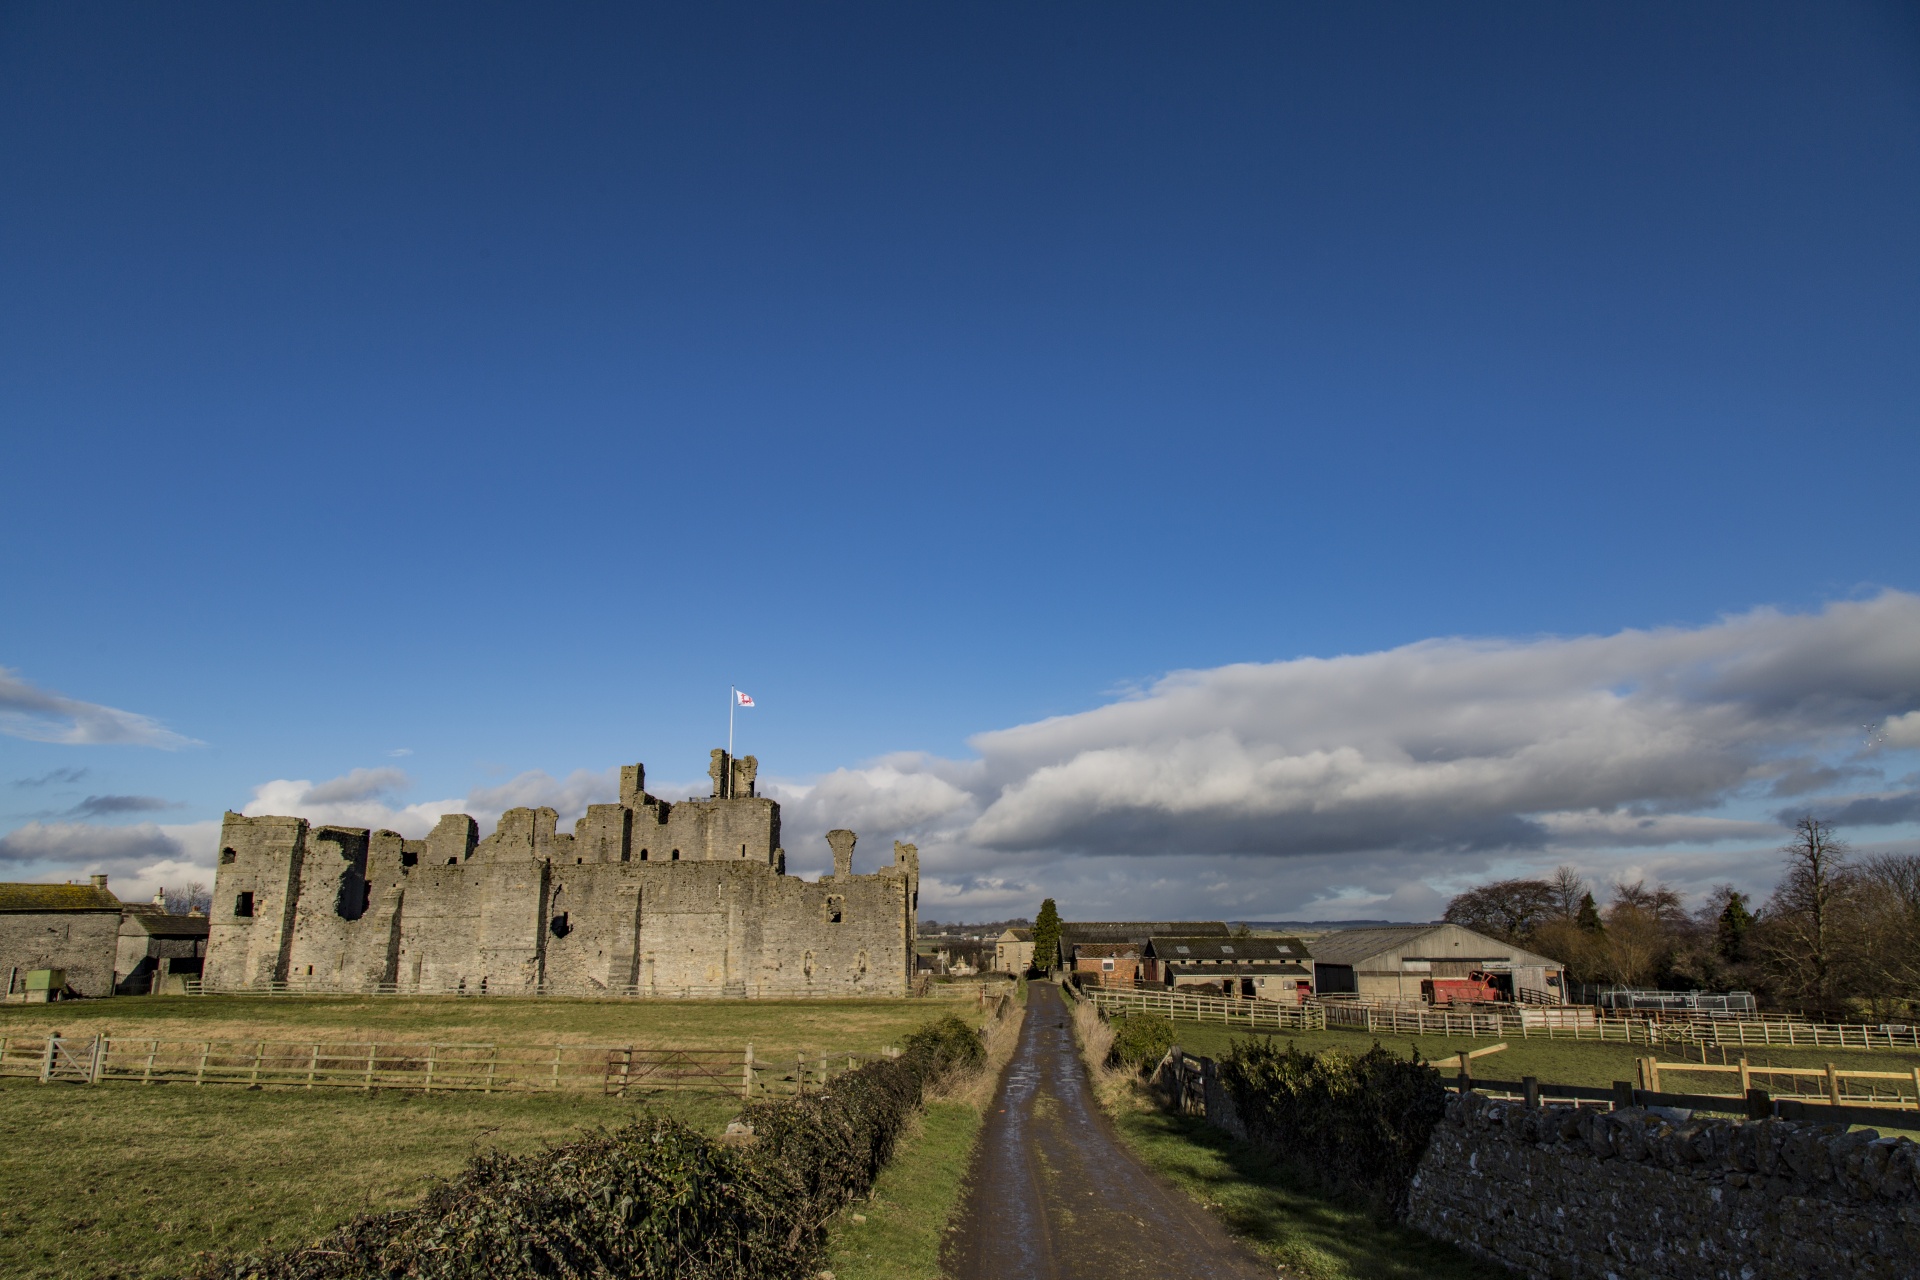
[0,993,984,1058]
[824,1100,984,1280]
[1109,1101,1504,1280]
[1163,1023,1920,1095]
[0,1077,736,1280]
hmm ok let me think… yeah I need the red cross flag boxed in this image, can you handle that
[735,690,755,707]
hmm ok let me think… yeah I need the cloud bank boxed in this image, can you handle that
[6,593,1915,923]
[773,592,1920,919]
[0,667,200,748]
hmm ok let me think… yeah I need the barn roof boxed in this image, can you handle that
[0,883,123,912]
[119,905,212,937]
[1306,923,1560,970]
[1146,936,1310,962]
[1058,921,1229,946]
[1074,942,1142,958]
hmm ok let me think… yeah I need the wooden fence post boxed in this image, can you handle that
[364,1043,377,1092]
[742,1043,754,1101]
[485,1046,498,1094]
[423,1044,436,1094]
[195,1041,210,1086]
[1826,1062,1841,1106]
[90,1036,106,1084]
[1737,1056,1751,1096]
[38,1036,56,1084]
[143,1038,158,1085]
[550,1043,562,1090]
[305,1044,319,1089]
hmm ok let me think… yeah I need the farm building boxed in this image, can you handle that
[114,903,210,994]
[1072,940,1143,986]
[0,877,125,998]
[1307,923,1564,1003]
[1055,920,1228,970]
[1145,935,1313,1001]
[993,927,1033,975]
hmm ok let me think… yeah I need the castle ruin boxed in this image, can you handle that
[203,751,918,997]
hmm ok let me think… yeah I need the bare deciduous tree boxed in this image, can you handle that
[1760,816,1857,1018]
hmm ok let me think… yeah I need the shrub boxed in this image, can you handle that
[1218,1039,1445,1215]
[1108,1014,1175,1071]
[184,1018,983,1280]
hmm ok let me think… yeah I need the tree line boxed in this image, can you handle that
[1442,817,1920,1021]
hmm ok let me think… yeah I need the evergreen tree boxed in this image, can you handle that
[1575,892,1603,933]
[1031,898,1062,975]
[1716,890,1754,963]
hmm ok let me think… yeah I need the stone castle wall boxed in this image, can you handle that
[1407,1089,1920,1279]
[204,752,918,997]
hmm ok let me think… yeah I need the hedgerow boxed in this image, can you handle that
[1217,1038,1446,1215]
[1108,1013,1175,1071]
[185,1015,983,1280]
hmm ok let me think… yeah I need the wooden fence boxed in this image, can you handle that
[1086,986,1325,1031]
[0,1033,887,1100]
[1318,1000,1920,1050]
[179,977,1012,1004]
[1635,1055,1920,1109]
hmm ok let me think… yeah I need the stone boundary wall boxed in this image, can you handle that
[1407,1090,1920,1279]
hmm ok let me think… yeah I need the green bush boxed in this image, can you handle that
[1109,1014,1175,1070]
[184,1018,983,1280]
[1218,1039,1445,1215]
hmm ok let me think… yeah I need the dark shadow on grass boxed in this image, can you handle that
[1118,1106,1511,1280]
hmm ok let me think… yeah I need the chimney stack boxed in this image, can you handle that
[90,874,108,888]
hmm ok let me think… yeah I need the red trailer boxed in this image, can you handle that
[1421,970,1504,1005]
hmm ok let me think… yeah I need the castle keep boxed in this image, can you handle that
[203,751,918,997]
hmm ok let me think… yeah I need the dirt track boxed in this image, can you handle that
[943,982,1273,1280]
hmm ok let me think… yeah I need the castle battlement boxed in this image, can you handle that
[203,752,918,997]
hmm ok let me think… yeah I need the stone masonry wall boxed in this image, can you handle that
[0,910,122,997]
[205,754,917,997]
[1407,1089,1920,1280]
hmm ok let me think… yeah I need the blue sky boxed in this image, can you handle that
[3,3,1917,921]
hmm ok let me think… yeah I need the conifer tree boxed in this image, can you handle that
[1031,898,1062,975]
[1575,892,1604,933]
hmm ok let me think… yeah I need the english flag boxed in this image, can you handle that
[735,690,755,707]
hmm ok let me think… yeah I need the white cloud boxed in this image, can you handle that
[771,591,1920,918]
[0,818,222,904]
[0,666,200,749]
[237,766,618,839]
[1884,711,1920,750]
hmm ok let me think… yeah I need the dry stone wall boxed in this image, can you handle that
[205,752,918,998]
[1407,1089,1920,1280]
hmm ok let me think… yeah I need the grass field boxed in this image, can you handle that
[0,993,986,1058]
[1161,1021,1920,1095]
[0,994,995,1280]
[0,1078,733,1280]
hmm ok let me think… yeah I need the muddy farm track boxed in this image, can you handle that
[945,982,1273,1280]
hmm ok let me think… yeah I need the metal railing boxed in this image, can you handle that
[0,1032,888,1100]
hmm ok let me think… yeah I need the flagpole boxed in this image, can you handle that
[728,685,735,776]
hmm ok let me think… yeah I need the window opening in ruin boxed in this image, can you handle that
[827,895,845,924]
[639,848,648,861]
[741,844,747,858]
[219,847,237,865]
[401,850,417,867]
[550,912,571,938]
[234,892,254,918]
[306,965,314,975]
[671,849,680,861]
[447,857,458,865]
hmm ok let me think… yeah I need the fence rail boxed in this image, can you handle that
[0,1033,886,1099]
[1086,986,1325,1031]
[1315,999,1920,1050]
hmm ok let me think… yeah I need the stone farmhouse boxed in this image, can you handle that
[205,751,919,998]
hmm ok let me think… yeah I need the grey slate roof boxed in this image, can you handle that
[119,905,212,937]
[1058,921,1229,946]
[1146,936,1310,962]
[1306,923,1559,970]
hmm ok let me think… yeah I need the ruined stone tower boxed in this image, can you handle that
[202,753,919,997]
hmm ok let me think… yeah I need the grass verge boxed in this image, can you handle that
[824,1101,984,1280]
[823,988,1028,1280]
[0,1078,735,1280]
[1109,1101,1504,1280]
